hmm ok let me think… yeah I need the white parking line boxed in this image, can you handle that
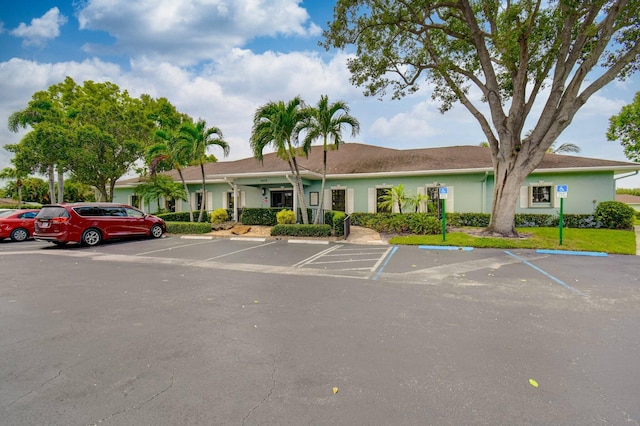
[135,239,220,256]
[292,245,343,268]
[204,240,278,261]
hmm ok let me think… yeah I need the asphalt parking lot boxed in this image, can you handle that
[1,236,639,425]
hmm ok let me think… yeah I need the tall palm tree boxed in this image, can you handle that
[300,95,360,224]
[180,119,229,222]
[147,129,195,221]
[548,142,581,154]
[250,96,311,224]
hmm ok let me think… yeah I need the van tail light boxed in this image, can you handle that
[52,217,69,223]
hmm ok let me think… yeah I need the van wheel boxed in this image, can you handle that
[10,228,29,242]
[82,229,102,246]
[150,224,164,238]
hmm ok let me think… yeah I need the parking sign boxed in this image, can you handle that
[556,185,568,198]
[439,187,448,199]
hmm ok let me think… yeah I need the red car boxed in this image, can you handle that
[0,209,40,242]
[34,203,166,247]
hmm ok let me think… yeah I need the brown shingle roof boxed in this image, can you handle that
[117,143,640,185]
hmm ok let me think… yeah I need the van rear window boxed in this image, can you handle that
[36,207,70,219]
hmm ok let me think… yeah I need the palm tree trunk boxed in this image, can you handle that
[290,156,308,224]
[198,161,206,222]
[314,148,328,224]
[177,169,193,222]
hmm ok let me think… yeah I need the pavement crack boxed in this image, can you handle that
[89,368,174,425]
[7,359,86,408]
[242,353,280,425]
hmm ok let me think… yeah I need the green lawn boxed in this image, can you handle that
[388,227,637,255]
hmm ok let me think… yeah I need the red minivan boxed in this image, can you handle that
[34,203,166,246]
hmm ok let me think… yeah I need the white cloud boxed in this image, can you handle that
[10,7,68,46]
[77,0,319,65]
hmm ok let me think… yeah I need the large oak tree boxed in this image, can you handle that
[323,0,640,236]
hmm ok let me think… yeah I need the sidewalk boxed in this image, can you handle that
[344,225,386,245]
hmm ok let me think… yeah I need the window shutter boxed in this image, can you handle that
[206,192,213,211]
[191,192,197,210]
[552,187,559,208]
[520,187,529,208]
[240,191,246,207]
[176,199,183,212]
[324,189,331,210]
[347,188,354,214]
[368,188,375,213]
[417,186,426,213]
[447,186,454,212]
[222,193,228,209]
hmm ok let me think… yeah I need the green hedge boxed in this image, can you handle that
[271,224,332,237]
[157,211,210,222]
[352,211,608,233]
[166,221,212,234]
[241,208,284,225]
[324,211,346,237]
[241,208,313,225]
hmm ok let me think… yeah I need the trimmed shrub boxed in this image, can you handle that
[595,201,635,230]
[276,209,296,224]
[241,208,283,226]
[446,213,491,227]
[210,208,229,224]
[408,213,441,235]
[332,211,346,237]
[157,211,209,222]
[166,221,212,234]
[324,210,346,236]
[271,224,332,237]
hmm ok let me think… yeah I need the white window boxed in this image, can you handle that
[520,184,557,208]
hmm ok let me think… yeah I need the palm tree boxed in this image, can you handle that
[0,167,26,207]
[300,95,360,224]
[548,142,581,154]
[378,184,407,214]
[180,119,229,222]
[250,96,311,224]
[147,129,195,221]
[135,175,187,212]
[406,192,430,213]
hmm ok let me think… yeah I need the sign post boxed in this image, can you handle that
[556,185,568,245]
[439,187,448,241]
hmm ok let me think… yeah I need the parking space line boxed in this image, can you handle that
[204,240,278,261]
[504,250,588,297]
[292,245,342,268]
[371,246,397,280]
[135,239,221,256]
[310,258,382,265]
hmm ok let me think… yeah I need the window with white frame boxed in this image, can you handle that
[530,185,552,207]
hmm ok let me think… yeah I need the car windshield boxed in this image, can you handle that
[36,206,70,219]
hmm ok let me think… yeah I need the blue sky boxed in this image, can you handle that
[1,0,640,187]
